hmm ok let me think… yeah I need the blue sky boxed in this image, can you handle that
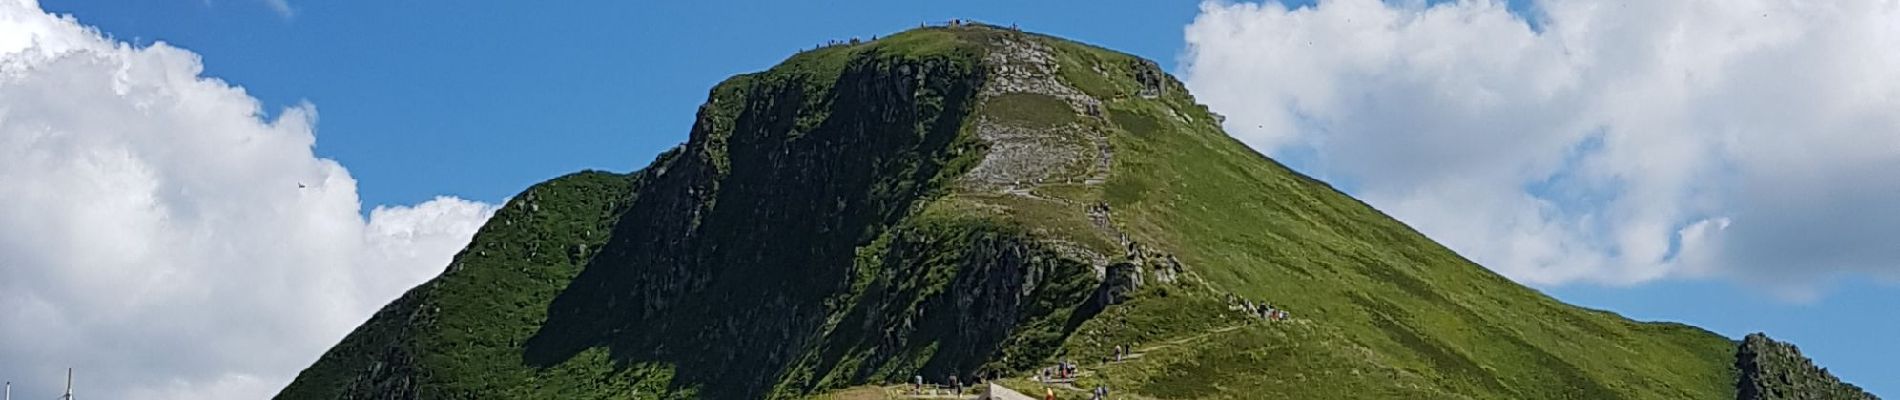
[42,0,1202,208]
[31,0,1897,396]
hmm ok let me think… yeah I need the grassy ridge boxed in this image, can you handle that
[276,170,642,399]
[1032,36,1739,399]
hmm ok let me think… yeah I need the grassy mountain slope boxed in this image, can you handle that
[1016,35,1738,399]
[279,24,1871,399]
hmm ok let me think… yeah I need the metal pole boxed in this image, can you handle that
[64,368,71,400]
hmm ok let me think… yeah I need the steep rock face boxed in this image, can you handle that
[771,216,1101,395]
[282,27,1118,400]
[521,38,991,399]
[1736,333,1878,400]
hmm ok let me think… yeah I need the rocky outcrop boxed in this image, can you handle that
[1736,333,1878,400]
[963,32,1111,191]
[1095,262,1143,306]
[1086,201,1186,288]
[1130,59,1167,99]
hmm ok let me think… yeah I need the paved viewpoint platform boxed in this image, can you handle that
[984,383,1036,400]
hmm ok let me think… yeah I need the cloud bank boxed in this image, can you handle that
[0,0,494,398]
[1184,0,1900,296]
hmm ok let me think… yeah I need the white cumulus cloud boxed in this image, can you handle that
[0,0,495,398]
[1183,0,1900,296]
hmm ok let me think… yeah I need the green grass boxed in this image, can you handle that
[276,170,648,399]
[1055,36,1740,398]
[982,93,1076,128]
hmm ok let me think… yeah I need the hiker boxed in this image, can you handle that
[950,375,960,395]
[1045,387,1057,400]
[913,375,923,393]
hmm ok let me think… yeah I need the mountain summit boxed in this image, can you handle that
[277,24,1873,399]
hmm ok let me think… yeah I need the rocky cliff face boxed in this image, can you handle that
[1736,333,1878,400]
[280,26,1131,400]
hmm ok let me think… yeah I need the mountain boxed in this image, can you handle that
[276,24,1874,399]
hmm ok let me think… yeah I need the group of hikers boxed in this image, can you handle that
[1035,359,1080,383]
[1035,359,1115,399]
[923,18,1023,31]
[814,36,873,49]
[1230,294,1291,322]
[910,374,964,396]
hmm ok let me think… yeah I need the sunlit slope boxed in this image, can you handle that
[1036,35,1737,399]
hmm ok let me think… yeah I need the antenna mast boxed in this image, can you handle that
[63,368,71,400]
